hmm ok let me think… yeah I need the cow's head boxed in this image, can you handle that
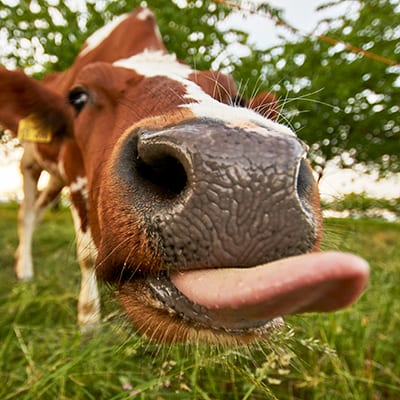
[63,51,368,344]
[0,7,368,345]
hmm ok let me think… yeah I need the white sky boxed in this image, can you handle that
[222,0,359,48]
[1,0,399,201]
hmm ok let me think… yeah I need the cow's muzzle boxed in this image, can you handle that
[132,119,318,268]
[97,119,368,342]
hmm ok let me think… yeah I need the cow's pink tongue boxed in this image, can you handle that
[171,252,369,325]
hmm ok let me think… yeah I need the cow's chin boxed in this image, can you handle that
[117,251,369,345]
[118,279,284,345]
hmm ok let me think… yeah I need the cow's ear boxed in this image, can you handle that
[189,70,239,105]
[246,92,280,121]
[0,68,72,143]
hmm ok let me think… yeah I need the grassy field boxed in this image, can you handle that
[0,202,399,399]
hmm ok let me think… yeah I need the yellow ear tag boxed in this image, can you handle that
[17,114,53,143]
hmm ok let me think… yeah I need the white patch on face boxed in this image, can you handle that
[79,13,130,58]
[184,81,296,139]
[113,51,296,139]
[69,176,88,200]
[114,51,193,78]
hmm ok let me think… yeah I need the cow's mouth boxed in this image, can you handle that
[118,251,369,343]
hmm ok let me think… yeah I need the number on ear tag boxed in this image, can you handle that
[17,115,52,143]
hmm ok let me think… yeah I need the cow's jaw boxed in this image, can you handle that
[116,251,368,343]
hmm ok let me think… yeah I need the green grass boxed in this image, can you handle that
[0,202,399,399]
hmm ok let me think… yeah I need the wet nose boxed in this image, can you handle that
[122,119,319,269]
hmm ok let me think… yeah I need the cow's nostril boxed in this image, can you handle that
[296,159,316,212]
[136,153,187,195]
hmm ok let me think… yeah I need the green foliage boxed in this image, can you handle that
[0,0,399,174]
[0,204,400,399]
[323,192,400,219]
[236,0,400,175]
[0,0,85,73]
[0,0,239,75]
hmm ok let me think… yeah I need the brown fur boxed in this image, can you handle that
[0,7,321,342]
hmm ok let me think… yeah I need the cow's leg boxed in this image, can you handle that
[70,206,101,331]
[35,174,64,213]
[15,146,64,280]
[15,148,42,280]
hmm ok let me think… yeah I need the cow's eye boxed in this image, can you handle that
[68,87,90,113]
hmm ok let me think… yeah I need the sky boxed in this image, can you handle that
[221,0,358,48]
[1,0,399,201]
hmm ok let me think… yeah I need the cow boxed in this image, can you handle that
[0,7,275,331]
[0,7,369,344]
[0,7,176,329]
[1,7,235,329]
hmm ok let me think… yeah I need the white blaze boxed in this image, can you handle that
[114,51,192,78]
[113,51,296,139]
